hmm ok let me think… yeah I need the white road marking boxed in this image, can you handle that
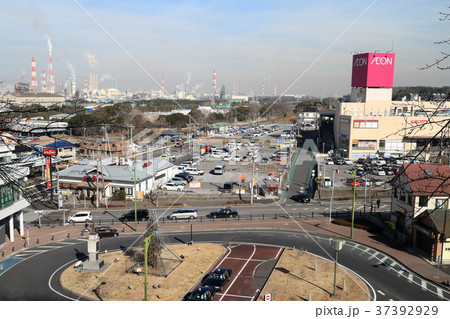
[421,279,427,290]
[377,290,385,296]
[437,288,444,299]
[215,293,253,299]
[407,273,414,282]
[219,245,256,301]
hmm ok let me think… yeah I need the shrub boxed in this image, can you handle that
[383,220,396,231]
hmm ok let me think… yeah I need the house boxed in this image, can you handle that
[299,108,319,130]
[44,141,76,160]
[390,163,450,262]
[57,157,177,202]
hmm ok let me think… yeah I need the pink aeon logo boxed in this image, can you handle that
[351,52,395,88]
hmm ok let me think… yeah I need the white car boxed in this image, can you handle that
[372,168,386,176]
[185,167,204,175]
[162,183,184,191]
[325,158,334,165]
[67,211,92,223]
[222,154,231,161]
[233,155,241,162]
[343,159,353,165]
[171,177,188,185]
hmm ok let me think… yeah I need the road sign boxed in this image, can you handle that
[25,225,30,230]
[42,148,57,156]
[264,294,271,301]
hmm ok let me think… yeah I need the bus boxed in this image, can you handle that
[214,163,226,175]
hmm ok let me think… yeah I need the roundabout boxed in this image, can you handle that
[0,229,448,301]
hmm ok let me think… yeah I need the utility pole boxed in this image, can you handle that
[329,168,336,223]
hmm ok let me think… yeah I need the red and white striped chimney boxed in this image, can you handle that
[31,57,38,92]
[48,57,55,93]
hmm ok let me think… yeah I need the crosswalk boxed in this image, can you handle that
[0,238,89,276]
[343,241,450,301]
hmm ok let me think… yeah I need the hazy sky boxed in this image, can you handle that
[0,0,448,97]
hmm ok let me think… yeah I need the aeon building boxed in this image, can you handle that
[334,52,450,160]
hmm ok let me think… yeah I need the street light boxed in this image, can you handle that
[329,168,338,223]
[331,239,343,296]
[350,170,357,239]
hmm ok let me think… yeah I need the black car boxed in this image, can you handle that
[202,268,232,292]
[119,209,150,222]
[175,172,193,182]
[335,159,346,165]
[94,226,119,238]
[290,193,311,203]
[183,286,215,301]
[207,208,238,219]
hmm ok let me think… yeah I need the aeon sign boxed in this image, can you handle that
[351,53,395,88]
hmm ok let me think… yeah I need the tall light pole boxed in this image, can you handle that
[350,170,357,239]
[329,168,337,223]
[133,155,137,232]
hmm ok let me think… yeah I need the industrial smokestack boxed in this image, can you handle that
[48,57,55,93]
[31,57,38,92]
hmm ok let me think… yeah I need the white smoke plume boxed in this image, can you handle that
[99,74,113,82]
[186,72,192,85]
[44,34,52,57]
[83,48,98,70]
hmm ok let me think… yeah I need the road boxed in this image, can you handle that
[0,230,447,301]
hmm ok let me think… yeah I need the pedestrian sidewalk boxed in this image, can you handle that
[1,216,449,291]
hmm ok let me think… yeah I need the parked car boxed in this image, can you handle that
[207,208,238,219]
[95,226,119,238]
[290,193,311,203]
[171,177,188,185]
[167,208,198,220]
[184,286,215,301]
[335,159,346,165]
[222,154,231,161]
[343,158,353,165]
[119,209,150,222]
[162,182,184,191]
[372,168,386,176]
[202,268,232,292]
[185,167,204,175]
[346,178,360,186]
[233,155,241,162]
[175,172,193,182]
[325,158,334,165]
[67,211,92,224]
[383,166,395,175]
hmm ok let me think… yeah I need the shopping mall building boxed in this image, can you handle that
[333,52,450,160]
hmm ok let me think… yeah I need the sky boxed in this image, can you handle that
[0,0,449,97]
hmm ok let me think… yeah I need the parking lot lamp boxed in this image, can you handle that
[133,155,137,232]
[350,170,357,239]
[329,168,337,223]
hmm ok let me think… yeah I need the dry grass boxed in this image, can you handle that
[60,243,225,301]
[259,249,370,301]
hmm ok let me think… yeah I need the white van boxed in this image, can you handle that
[211,150,224,158]
[214,163,226,175]
[167,208,198,220]
[67,211,92,224]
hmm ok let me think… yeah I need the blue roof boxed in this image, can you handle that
[45,141,73,148]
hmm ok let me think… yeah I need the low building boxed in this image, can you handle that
[0,143,30,245]
[57,157,177,201]
[44,141,76,160]
[390,163,450,262]
[2,93,65,107]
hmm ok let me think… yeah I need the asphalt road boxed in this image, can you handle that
[0,230,447,301]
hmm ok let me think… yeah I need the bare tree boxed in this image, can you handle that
[419,7,450,70]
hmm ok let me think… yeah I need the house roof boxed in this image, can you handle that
[45,140,74,148]
[400,163,450,196]
[417,209,450,237]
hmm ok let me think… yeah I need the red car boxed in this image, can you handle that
[95,226,119,238]
[346,178,360,186]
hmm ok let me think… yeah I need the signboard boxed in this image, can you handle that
[264,294,271,301]
[353,120,378,129]
[240,174,246,180]
[351,52,395,88]
[42,148,57,156]
[410,119,428,125]
[189,181,201,189]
